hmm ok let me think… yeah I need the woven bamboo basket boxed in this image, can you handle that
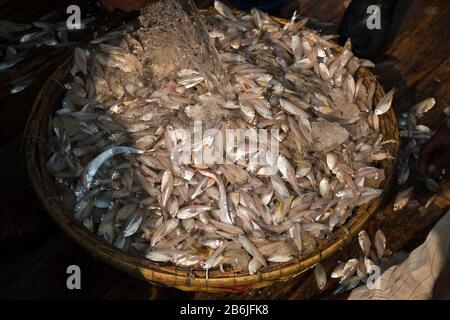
[24,9,399,293]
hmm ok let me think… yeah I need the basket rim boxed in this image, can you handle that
[24,10,399,292]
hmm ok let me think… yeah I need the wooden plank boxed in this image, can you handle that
[0,49,72,145]
[0,135,55,245]
[0,0,77,21]
[193,181,449,300]
[0,4,139,144]
[102,277,193,300]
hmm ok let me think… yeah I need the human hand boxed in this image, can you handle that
[419,127,450,175]
[337,0,398,60]
[100,0,152,12]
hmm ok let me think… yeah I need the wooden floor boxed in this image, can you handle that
[0,0,449,299]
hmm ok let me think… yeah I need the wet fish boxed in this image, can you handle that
[236,233,267,267]
[393,187,413,211]
[340,258,358,283]
[214,0,237,21]
[177,205,213,219]
[10,77,33,94]
[374,88,395,115]
[424,177,439,193]
[161,169,174,208]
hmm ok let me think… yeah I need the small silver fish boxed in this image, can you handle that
[0,20,32,34]
[20,30,50,43]
[199,170,233,224]
[123,210,144,237]
[146,249,183,262]
[10,78,33,94]
[331,262,346,279]
[270,173,289,197]
[236,233,267,267]
[412,98,435,118]
[340,258,358,283]
[279,98,309,118]
[333,275,361,295]
[314,263,327,290]
[214,1,237,21]
[319,178,331,198]
[424,177,439,193]
[0,56,24,71]
[47,5,394,274]
[177,205,213,219]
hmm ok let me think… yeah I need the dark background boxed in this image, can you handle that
[0,0,449,299]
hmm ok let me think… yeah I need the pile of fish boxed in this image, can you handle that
[47,1,395,275]
[314,228,388,293]
[396,98,437,187]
